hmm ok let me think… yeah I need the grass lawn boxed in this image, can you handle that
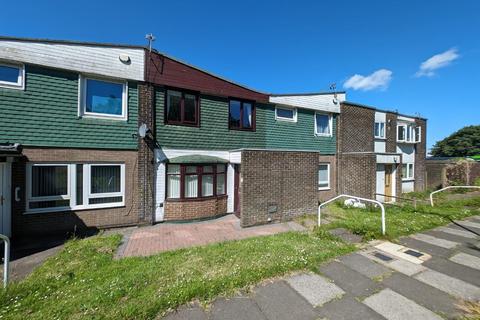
[0,229,355,320]
[309,195,480,241]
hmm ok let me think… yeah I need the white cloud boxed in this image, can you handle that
[415,48,459,77]
[343,69,393,91]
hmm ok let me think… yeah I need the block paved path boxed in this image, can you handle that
[162,215,480,319]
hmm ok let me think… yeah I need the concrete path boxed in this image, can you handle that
[120,214,305,257]
[163,215,480,319]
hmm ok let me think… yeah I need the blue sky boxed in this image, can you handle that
[1,0,479,149]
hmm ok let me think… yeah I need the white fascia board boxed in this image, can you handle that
[269,93,343,113]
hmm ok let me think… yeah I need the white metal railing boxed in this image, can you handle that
[0,234,10,288]
[318,194,386,235]
[430,186,480,207]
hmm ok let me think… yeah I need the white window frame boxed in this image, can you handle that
[78,75,128,120]
[318,163,331,190]
[402,163,415,181]
[415,126,421,143]
[374,121,385,139]
[25,163,125,214]
[397,123,416,143]
[314,112,333,137]
[275,106,297,122]
[0,61,25,90]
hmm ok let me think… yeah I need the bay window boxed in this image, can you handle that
[26,163,125,213]
[397,123,419,143]
[229,99,255,130]
[166,164,227,200]
[165,89,199,126]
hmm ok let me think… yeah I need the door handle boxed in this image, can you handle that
[0,196,4,206]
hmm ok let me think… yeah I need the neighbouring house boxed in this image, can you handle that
[141,49,344,227]
[0,37,146,238]
[337,102,427,202]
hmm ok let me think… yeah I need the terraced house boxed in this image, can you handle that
[0,37,146,238]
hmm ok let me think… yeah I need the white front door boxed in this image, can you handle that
[0,163,12,237]
[154,161,165,222]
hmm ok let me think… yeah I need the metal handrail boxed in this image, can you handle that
[374,193,419,209]
[0,234,10,288]
[318,194,386,235]
[430,186,480,207]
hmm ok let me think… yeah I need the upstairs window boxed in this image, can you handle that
[315,112,332,136]
[275,106,297,122]
[415,126,421,142]
[166,89,199,126]
[397,123,417,143]
[79,76,128,120]
[375,122,385,138]
[0,62,24,90]
[229,99,255,130]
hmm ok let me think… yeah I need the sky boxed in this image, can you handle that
[1,0,479,150]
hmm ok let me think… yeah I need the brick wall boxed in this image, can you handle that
[138,83,155,224]
[414,118,427,191]
[240,150,317,227]
[385,113,397,153]
[338,153,377,199]
[338,103,375,153]
[164,197,227,221]
[318,155,337,201]
[11,147,140,237]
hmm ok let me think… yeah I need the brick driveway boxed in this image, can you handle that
[120,214,305,257]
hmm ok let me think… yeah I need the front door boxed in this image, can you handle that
[0,163,11,237]
[233,164,241,217]
[384,165,393,200]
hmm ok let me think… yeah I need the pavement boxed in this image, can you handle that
[119,214,306,257]
[162,215,480,320]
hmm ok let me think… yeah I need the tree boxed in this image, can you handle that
[431,125,480,157]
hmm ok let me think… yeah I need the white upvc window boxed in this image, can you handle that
[275,106,297,122]
[397,123,417,143]
[78,75,128,120]
[26,163,125,213]
[375,122,385,139]
[0,62,25,90]
[415,126,421,142]
[315,112,333,137]
[318,164,330,190]
[402,163,414,180]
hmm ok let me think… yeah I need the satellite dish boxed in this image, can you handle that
[138,123,149,138]
[332,98,338,105]
[119,54,131,64]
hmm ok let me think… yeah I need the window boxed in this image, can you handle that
[397,123,418,143]
[0,62,24,90]
[318,164,330,190]
[275,106,297,122]
[229,99,255,130]
[315,113,332,136]
[79,76,127,120]
[415,126,421,142]
[165,89,199,126]
[397,125,406,141]
[402,163,414,180]
[26,163,125,213]
[375,122,385,138]
[166,164,227,200]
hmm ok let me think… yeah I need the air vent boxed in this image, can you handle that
[404,249,424,258]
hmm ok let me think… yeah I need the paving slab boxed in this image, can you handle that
[361,249,427,276]
[163,304,208,320]
[285,273,344,307]
[211,296,266,320]
[457,242,480,258]
[426,229,479,246]
[339,253,392,279]
[316,295,386,320]
[319,261,384,298]
[434,227,478,239]
[424,256,480,287]
[253,281,318,320]
[453,220,480,231]
[450,252,480,271]
[382,272,461,319]
[374,242,429,264]
[363,288,443,320]
[414,269,480,301]
[410,233,459,249]
[399,237,453,258]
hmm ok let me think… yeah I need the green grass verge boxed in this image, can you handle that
[319,197,480,241]
[0,229,354,320]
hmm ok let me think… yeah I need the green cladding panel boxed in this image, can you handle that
[0,65,138,150]
[155,88,336,154]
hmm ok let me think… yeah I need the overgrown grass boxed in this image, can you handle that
[0,229,354,320]
[318,196,480,241]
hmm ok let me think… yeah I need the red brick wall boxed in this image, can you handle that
[11,147,140,237]
[414,118,427,191]
[164,196,227,220]
[338,103,375,153]
[318,155,337,201]
[338,153,377,199]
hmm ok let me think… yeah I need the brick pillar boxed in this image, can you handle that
[414,118,427,191]
[385,113,397,153]
[138,83,155,224]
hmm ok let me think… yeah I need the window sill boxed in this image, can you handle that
[375,137,386,140]
[318,187,331,191]
[315,133,333,138]
[401,178,415,182]
[165,122,199,128]
[81,113,128,121]
[23,202,125,215]
[275,118,297,123]
[0,83,24,90]
[397,140,417,144]
[166,195,228,202]
[229,127,255,132]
